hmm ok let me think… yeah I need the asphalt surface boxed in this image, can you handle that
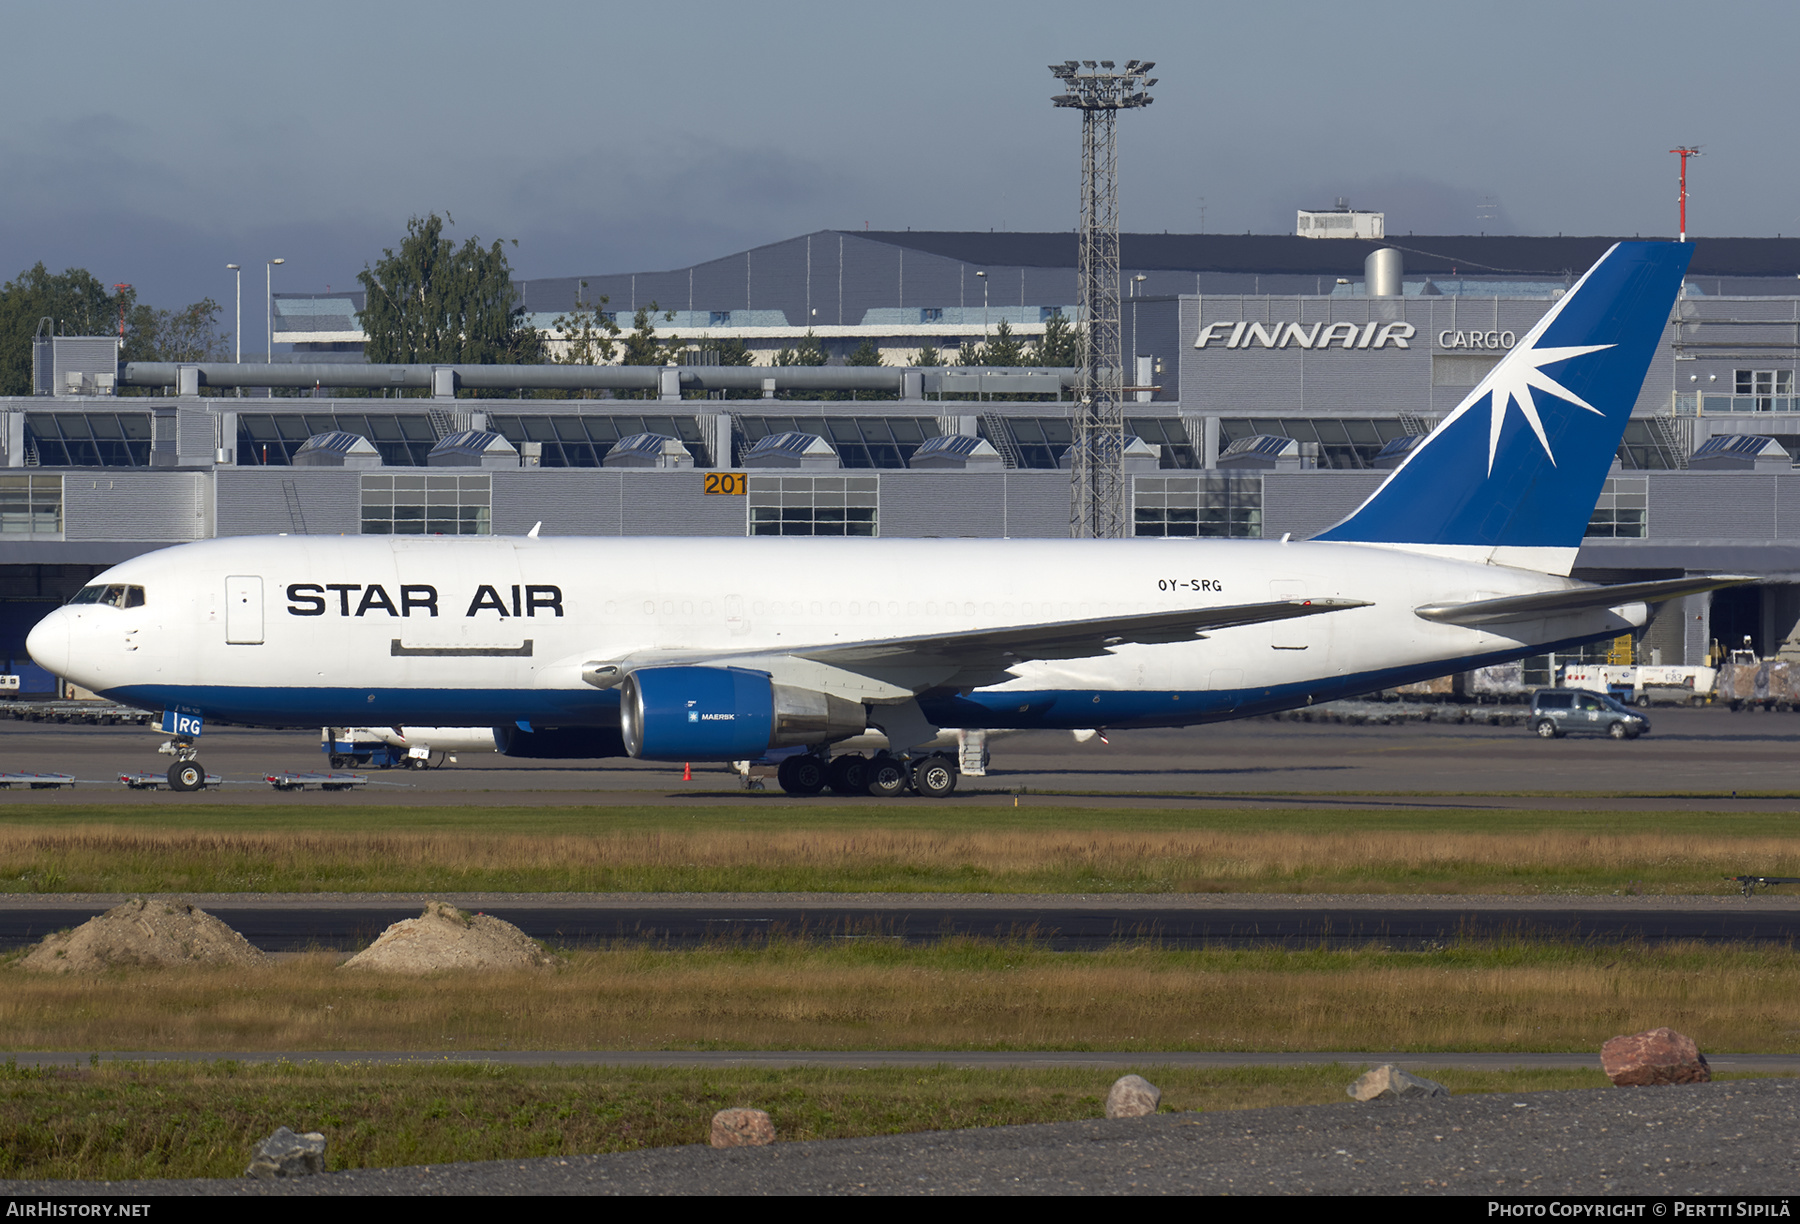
[5,891,1799,950]
[2,704,1799,808]
[5,1078,1795,1195]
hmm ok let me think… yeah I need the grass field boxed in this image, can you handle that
[2,803,1797,893]
[3,940,1795,1054]
[0,1058,1676,1182]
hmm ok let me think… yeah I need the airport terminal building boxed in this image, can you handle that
[7,227,1800,691]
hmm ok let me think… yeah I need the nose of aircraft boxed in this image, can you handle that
[25,607,70,679]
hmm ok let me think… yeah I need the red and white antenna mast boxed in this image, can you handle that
[1670,146,1701,242]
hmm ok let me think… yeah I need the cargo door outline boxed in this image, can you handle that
[1269,579,1310,650]
[225,575,264,644]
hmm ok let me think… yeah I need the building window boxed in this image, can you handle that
[489,415,708,467]
[1134,475,1262,538]
[1584,477,1647,539]
[1734,369,1795,412]
[1040,306,1064,322]
[1126,418,1200,468]
[0,475,62,536]
[361,474,491,535]
[748,475,877,536]
[710,311,732,326]
[1218,418,1412,470]
[239,413,439,465]
[989,417,1073,468]
[920,307,943,323]
[23,413,152,467]
[737,417,938,468]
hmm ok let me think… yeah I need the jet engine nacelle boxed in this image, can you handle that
[492,724,628,759]
[619,665,867,761]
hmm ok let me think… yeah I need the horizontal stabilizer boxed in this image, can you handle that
[1414,575,1754,627]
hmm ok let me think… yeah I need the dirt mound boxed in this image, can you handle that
[340,901,551,973]
[22,897,269,973]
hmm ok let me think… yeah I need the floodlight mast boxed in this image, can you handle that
[1051,59,1156,538]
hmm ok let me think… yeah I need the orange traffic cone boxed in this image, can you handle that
[683,762,692,781]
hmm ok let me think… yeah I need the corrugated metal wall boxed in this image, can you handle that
[215,469,360,536]
[878,472,1068,538]
[64,471,208,542]
[1649,473,1780,539]
[1263,472,1385,539]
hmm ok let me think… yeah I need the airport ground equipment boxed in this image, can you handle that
[1562,663,1717,707]
[120,770,221,790]
[0,700,152,725]
[1714,652,1799,711]
[0,772,75,788]
[266,771,368,792]
[1728,875,1800,898]
[321,728,443,769]
[1528,689,1649,739]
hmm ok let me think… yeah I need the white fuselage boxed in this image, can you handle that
[28,534,1640,733]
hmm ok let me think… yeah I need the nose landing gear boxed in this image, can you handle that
[158,736,208,792]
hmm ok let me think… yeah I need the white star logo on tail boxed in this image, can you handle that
[1481,340,1614,475]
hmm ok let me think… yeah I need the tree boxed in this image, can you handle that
[550,282,621,369]
[773,329,829,368]
[1029,313,1080,368]
[977,318,1027,368]
[356,213,541,370]
[612,303,678,399]
[913,343,943,367]
[0,265,138,395]
[620,303,677,365]
[129,298,230,363]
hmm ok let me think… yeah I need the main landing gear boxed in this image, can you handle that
[776,751,959,798]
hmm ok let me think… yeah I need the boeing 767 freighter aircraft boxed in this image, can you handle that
[26,241,1744,795]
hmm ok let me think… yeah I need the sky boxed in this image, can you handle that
[3,0,1794,322]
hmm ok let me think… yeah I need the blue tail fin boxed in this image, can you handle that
[1314,241,1693,573]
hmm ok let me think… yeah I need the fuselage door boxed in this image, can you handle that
[225,575,264,645]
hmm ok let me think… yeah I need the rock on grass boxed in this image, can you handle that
[21,897,268,973]
[1602,1027,1711,1086]
[340,901,552,974]
[711,1108,776,1147]
[1347,1064,1450,1102]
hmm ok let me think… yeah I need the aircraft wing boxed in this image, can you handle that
[795,597,1371,667]
[1414,575,1754,627]
[577,597,1370,694]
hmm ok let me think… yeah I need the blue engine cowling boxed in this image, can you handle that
[621,666,775,760]
[619,666,867,760]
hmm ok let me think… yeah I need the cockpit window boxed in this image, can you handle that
[68,584,145,608]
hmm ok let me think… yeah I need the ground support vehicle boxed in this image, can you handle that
[1529,689,1650,739]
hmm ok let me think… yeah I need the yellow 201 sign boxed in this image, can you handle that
[704,473,747,496]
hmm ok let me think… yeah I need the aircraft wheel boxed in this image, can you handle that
[167,761,205,792]
[865,753,910,798]
[826,754,869,794]
[910,754,958,798]
[1533,720,1560,739]
[777,755,827,796]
